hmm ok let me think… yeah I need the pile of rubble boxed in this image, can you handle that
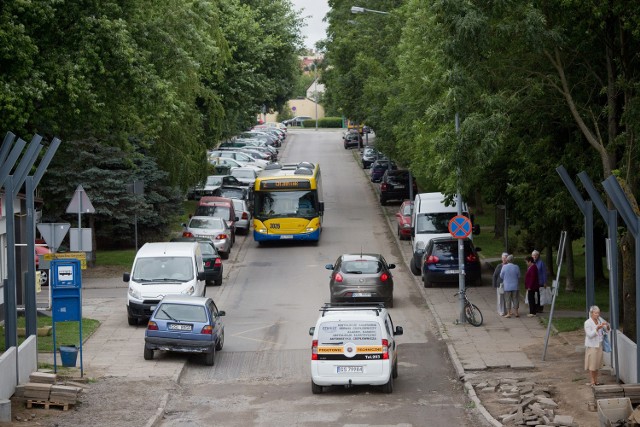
[473,377,577,427]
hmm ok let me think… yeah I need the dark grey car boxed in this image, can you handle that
[325,253,396,308]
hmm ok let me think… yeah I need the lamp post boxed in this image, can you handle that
[313,62,319,131]
[351,6,390,15]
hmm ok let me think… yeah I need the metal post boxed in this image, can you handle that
[314,64,319,131]
[455,111,465,324]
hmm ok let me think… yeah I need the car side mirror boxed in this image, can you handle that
[473,224,481,235]
[411,227,415,237]
[218,310,226,316]
[318,201,325,213]
[324,264,334,270]
[388,263,396,269]
[309,327,315,336]
[235,216,239,221]
[394,326,404,336]
[123,272,130,282]
[416,241,426,251]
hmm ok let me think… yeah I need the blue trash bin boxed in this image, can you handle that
[59,345,78,367]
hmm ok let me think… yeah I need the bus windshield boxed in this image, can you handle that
[254,190,318,219]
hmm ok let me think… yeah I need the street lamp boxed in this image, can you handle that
[351,6,390,15]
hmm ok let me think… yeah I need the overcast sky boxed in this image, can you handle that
[291,0,330,50]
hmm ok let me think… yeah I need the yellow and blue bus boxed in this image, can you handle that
[253,162,324,243]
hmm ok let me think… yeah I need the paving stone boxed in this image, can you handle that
[552,415,574,425]
[498,398,520,404]
[480,387,496,393]
[502,392,520,398]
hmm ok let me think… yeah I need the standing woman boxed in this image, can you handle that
[524,256,540,317]
[584,305,610,386]
[499,255,521,318]
[492,253,508,316]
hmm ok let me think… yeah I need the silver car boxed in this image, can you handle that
[231,198,252,235]
[183,216,232,259]
[230,167,258,187]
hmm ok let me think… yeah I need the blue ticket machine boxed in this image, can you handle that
[50,259,83,375]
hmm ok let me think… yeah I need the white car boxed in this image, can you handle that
[309,304,403,394]
[209,150,269,168]
[231,198,252,235]
[230,167,258,187]
[209,156,262,171]
[182,216,233,259]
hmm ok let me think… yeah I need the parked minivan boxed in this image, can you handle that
[124,242,207,326]
[409,192,478,275]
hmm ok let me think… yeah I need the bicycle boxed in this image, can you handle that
[454,289,483,327]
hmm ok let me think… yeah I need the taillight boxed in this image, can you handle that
[204,260,211,268]
[380,183,388,191]
[335,273,343,283]
[380,272,389,282]
[242,212,249,220]
[216,233,228,240]
[425,255,439,265]
[214,258,222,267]
[201,325,213,335]
[147,321,158,331]
[382,339,389,360]
[182,231,194,238]
[311,339,318,360]
[466,254,477,262]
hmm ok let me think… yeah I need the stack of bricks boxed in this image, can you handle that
[13,372,83,410]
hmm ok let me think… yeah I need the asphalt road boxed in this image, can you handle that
[158,130,486,426]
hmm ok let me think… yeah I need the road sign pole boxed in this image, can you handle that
[457,193,465,324]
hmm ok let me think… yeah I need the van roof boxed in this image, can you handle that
[414,192,465,213]
[136,242,199,258]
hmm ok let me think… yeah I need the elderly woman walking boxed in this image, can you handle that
[492,253,508,316]
[499,255,520,318]
[584,305,610,386]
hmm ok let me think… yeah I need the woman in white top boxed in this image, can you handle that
[584,305,610,386]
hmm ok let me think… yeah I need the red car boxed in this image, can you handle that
[394,200,413,240]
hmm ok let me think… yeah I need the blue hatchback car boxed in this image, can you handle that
[144,295,225,366]
[421,237,482,288]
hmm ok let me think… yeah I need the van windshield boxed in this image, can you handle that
[132,257,194,282]
[415,212,462,234]
[317,321,381,345]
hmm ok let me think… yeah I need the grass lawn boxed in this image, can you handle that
[541,316,584,333]
[0,315,100,353]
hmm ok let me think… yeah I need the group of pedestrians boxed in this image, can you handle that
[492,250,547,318]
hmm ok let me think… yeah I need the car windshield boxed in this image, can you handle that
[402,204,413,216]
[317,321,381,345]
[216,188,245,199]
[132,257,194,282]
[432,240,474,259]
[341,260,382,274]
[232,170,255,179]
[189,217,224,229]
[254,190,318,219]
[197,242,218,256]
[415,212,457,234]
[155,303,207,322]
[194,206,230,218]
[205,176,223,186]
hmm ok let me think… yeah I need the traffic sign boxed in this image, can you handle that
[66,184,96,214]
[37,223,70,252]
[448,215,472,239]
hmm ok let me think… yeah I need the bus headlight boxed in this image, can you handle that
[257,227,267,233]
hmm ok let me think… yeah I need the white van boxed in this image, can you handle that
[309,304,403,394]
[409,192,477,275]
[124,242,207,326]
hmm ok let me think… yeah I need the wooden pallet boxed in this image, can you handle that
[26,400,71,411]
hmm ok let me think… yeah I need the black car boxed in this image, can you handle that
[361,147,380,168]
[379,170,417,205]
[170,237,223,286]
[370,159,396,182]
[343,130,363,149]
[212,185,252,206]
[420,237,482,288]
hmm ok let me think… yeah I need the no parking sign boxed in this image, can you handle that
[448,215,472,239]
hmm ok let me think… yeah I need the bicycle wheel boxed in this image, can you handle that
[465,303,483,327]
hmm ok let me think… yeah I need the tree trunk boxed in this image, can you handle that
[621,232,636,340]
[565,235,575,292]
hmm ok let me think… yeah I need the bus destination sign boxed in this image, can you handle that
[261,179,311,190]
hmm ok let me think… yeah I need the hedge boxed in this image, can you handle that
[301,117,343,128]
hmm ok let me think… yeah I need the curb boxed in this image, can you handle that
[145,392,169,427]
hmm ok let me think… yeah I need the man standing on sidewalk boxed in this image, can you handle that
[492,252,508,316]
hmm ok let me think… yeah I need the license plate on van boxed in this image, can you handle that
[337,366,363,373]
[353,293,372,297]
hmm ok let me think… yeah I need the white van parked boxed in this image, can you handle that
[409,192,477,275]
[124,242,207,326]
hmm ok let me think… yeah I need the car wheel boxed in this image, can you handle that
[206,279,214,287]
[222,251,229,260]
[392,358,398,379]
[386,298,394,308]
[205,348,216,366]
[423,276,432,288]
[214,278,222,287]
[216,331,224,351]
[381,374,394,394]
[143,347,153,361]
[38,270,49,287]
[128,316,138,326]
[311,381,323,394]
[380,197,386,206]
[410,259,421,276]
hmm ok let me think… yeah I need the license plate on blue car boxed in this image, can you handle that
[168,323,193,331]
